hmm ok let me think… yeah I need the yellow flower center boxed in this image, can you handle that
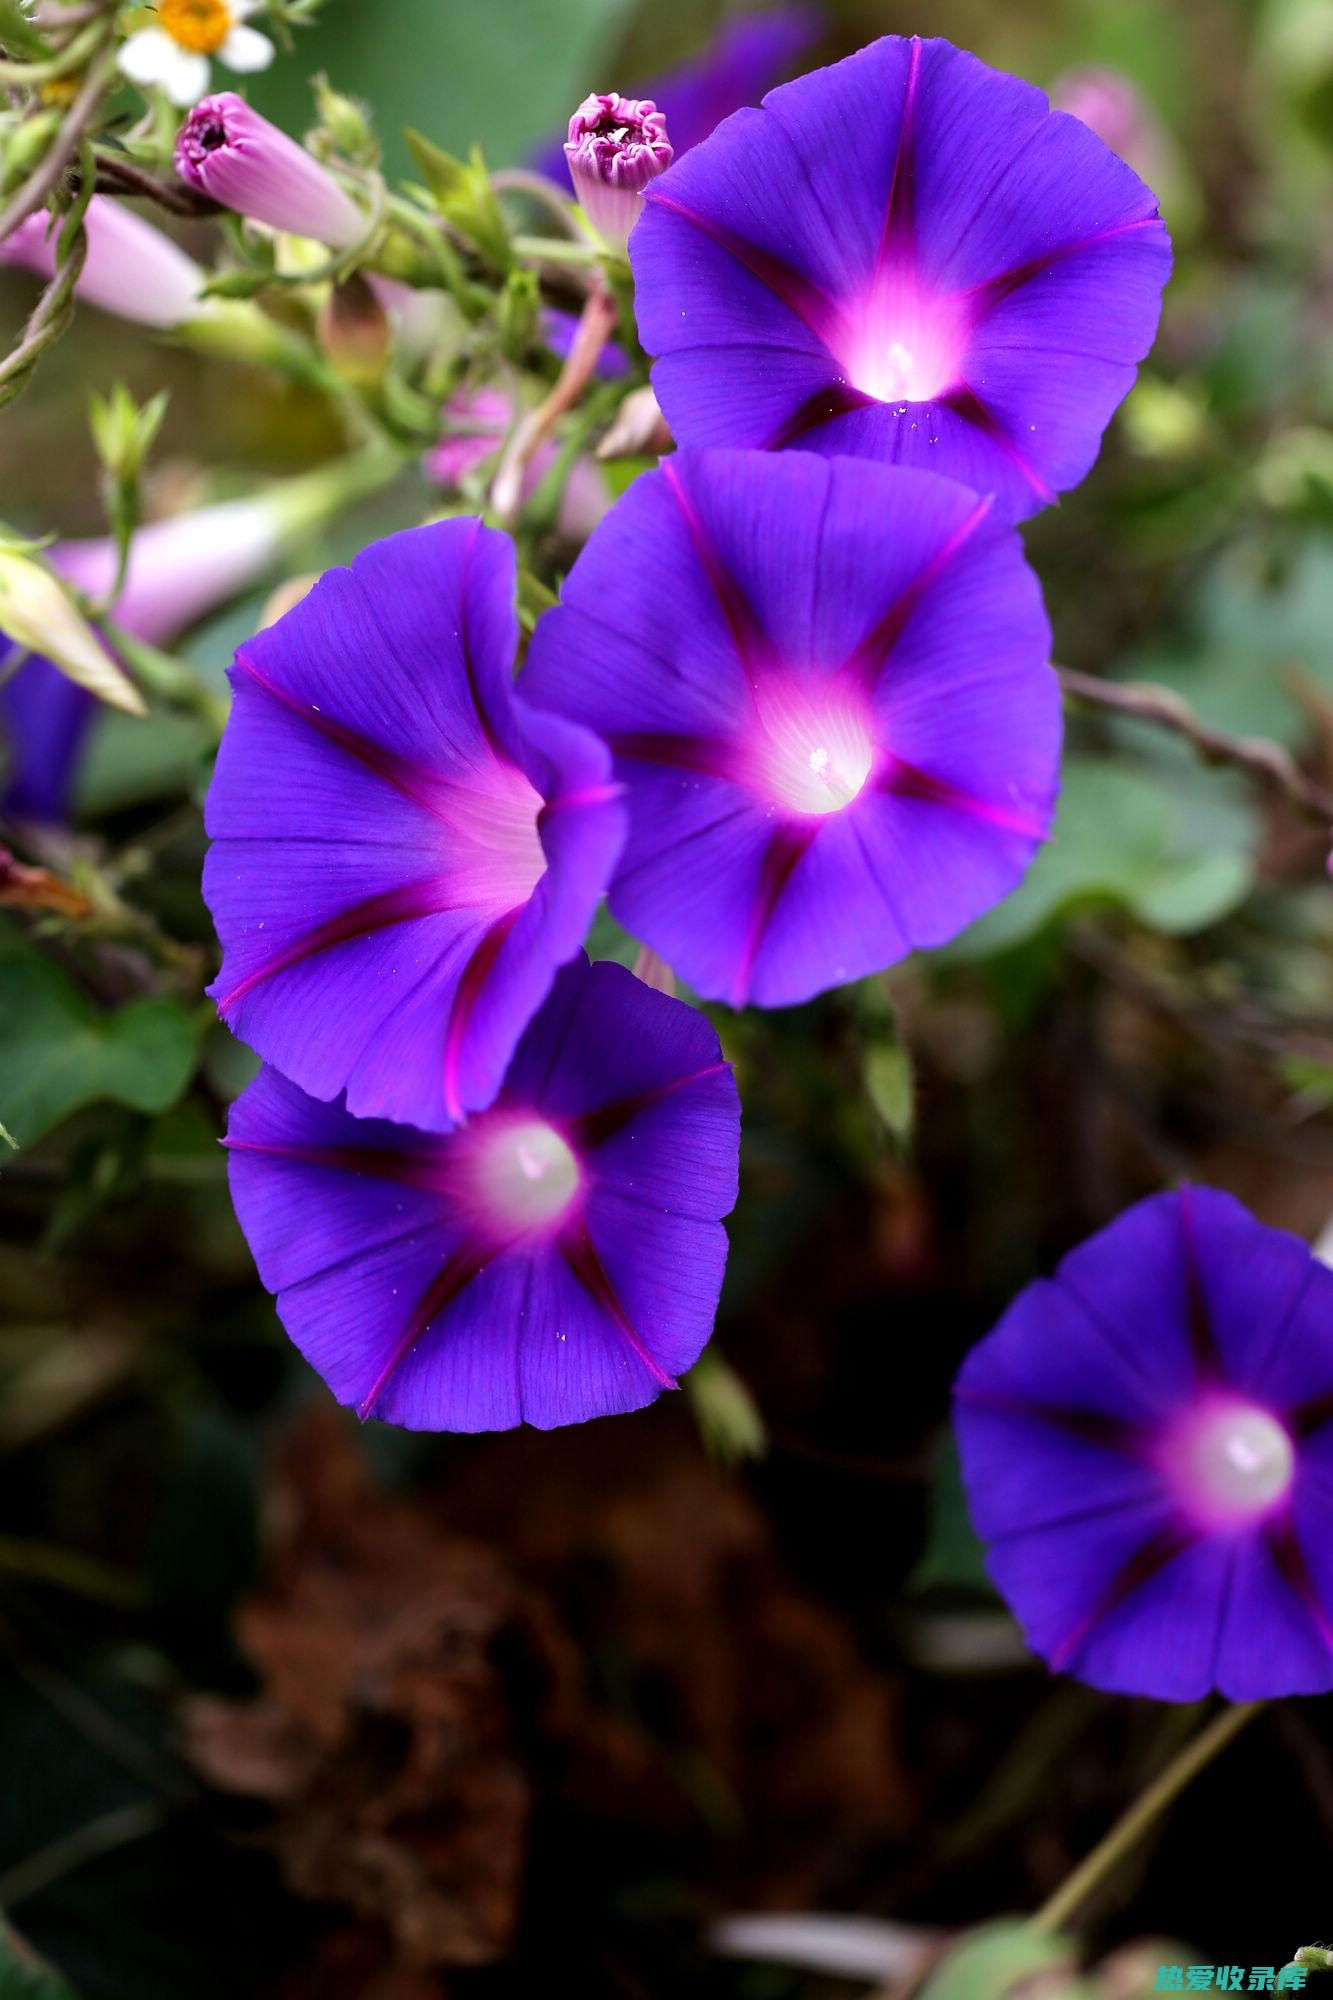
[157,0,233,54]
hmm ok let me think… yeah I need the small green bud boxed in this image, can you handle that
[88,383,169,490]
[497,266,541,361]
[685,1351,766,1466]
[311,72,377,165]
[405,130,512,271]
[2,108,61,193]
[1294,1947,1333,1971]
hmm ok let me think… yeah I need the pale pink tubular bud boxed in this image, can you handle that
[174,92,364,247]
[0,195,205,328]
[563,92,672,247]
[54,497,288,649]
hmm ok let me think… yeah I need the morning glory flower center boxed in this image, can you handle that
[444,764,548,909]
[473,1117,579,1234]
[1173,1400,1295,1526]
[158,0,233,55]
[840,272,969,406]
[750,677,875,816]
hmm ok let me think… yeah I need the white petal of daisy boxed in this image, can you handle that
[229,0,263,16]
[159,41,212,105]
[117,26,179,86]
[219,23,274,72]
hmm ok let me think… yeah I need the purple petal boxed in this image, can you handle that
[631,33,1171,521]
[543,305,630,380]
[1177,1189,1333,1411]
[204,520,625,1131]
[522,451,1058,1006]
[955,1187,1333,1699]
[984,1509,1232,1702]
[1,658,95,822]
[1210,1522,1333,1701]
[226,956,740,1433]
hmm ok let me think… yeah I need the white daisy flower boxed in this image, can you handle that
[118,0,274,109]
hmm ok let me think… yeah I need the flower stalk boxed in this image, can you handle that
[1030,1702,1263,1934]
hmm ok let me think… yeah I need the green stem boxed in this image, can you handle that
[0,15,107,86]
[513,232,602,268]
[261,440,408,542]
[1031,1701,1263,1934]
[0,1532,143,1608]
[0,1801,169,1911]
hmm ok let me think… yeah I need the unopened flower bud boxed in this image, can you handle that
[0,196,205,328]
[563,91,672,248]
[0,548,144,717]
[317,272,390,384]
[88,382,170,492]
[175,92,365,247]
[311,73,376,164]
[597,382,671,461]
[2,108,61,192]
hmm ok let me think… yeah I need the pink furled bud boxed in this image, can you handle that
[174,92,364,247]
[0,195,204,328]
[563,92,672,247]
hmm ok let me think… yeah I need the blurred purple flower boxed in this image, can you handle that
[2,498,287,823]
[225,953,740,1431]
[543,304,630,380]
[203,520,626,1132]
[521,449,1059,1009]
[174,92,365,245]
[631,34,1172,522]
[531,6,823,180]
[424,383,610,539]
[0,194,205,328]
[563,92,673,246]
[955,1187,1333,1701]
[1052,66,1167,188]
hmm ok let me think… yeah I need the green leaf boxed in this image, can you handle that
[864,1034,915,1147]
[0,0,51,57]
[586,902,642,970]
[946,758,1257,961]
[0,1917,80,1999]
[915,1923,1091,2000]
[76,712,211,816]
[198,267,275,302]
[0,926,197,1148]
[685,1351,766,1466]
[405,132,511,269]
[1117,538,1333,748]
[911,1441,994,1596]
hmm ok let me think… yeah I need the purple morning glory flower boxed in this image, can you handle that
[225,953,740,1432]
[630,34,1173,522]
[203,520,625,1132]
[520,449,1059,1009]
[530,6,823,182]
[955,1187,1333,1702]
